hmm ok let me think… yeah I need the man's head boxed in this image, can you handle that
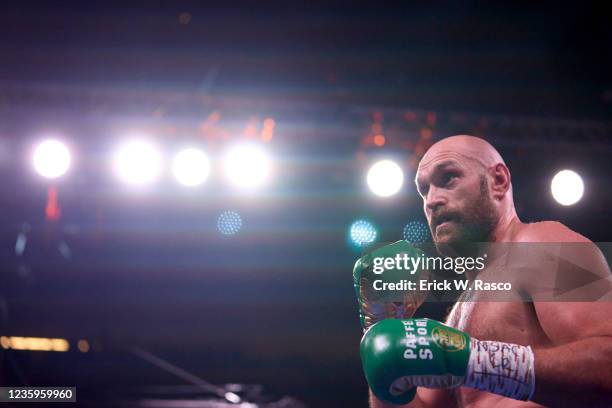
[415,135,514,250]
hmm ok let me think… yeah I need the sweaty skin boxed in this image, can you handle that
[369,135,612,408]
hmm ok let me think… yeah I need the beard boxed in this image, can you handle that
[432,175,498,256]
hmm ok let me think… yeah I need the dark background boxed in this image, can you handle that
[0,2,611,407]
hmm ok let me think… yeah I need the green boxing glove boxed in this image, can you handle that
[360,319,536,405]
[353,241,428,331]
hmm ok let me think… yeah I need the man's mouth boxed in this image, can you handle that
[433,215,455,232]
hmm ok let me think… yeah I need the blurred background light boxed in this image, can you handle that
[366,159,403,197]
[114,139,162,185]
[261,117,275,142]
[0,336,69,352]
[349,219,377,247]
[217,211,242,235]
[223,143,271,189]
[77,339,90,353]
[403,221,430,244]
[172,148,210,187]
[373,134,385,147]
[33,139,71,179]
[551,169,584,206]
[15,231,27,256]
[224,392,241,404]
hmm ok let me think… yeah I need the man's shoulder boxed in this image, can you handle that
[514,221,591,243]
[510,222,610,302]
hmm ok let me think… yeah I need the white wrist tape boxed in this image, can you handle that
[464,338,535,401]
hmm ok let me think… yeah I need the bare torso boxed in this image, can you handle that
[444,300,549,408]
[415,297,550,407]
[417,222,575,408]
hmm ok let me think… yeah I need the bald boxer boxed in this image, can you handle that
[362,136,612,407]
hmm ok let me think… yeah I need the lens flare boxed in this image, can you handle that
[350,219,377,247]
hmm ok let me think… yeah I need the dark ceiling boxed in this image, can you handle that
[1,1,611,119]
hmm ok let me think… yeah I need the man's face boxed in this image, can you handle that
[415,156,498,247]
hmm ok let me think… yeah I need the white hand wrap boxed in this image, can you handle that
[464,338,536,401]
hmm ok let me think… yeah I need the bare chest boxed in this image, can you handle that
[445,301,551,346]
[441,301,550,408]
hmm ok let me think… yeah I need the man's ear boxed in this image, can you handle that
[490,163,511,199]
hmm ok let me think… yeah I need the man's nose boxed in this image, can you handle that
[425,185,446,212]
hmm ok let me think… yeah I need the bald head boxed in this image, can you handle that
[419,135,505,171]
[415,135,515,246]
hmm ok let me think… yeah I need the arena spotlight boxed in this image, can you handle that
[551,169,584,206]
[403,221,431,244]
[172,148,210,187]
[114,139,162,185]
[349,219,377,247]
[366,159,404,197]
[223,143,271,189]
[33,139,71,179]
[217,211,242,236]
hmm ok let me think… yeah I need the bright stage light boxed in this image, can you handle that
[403,221,430,244]
[223,143,271,189]
[349,219,377,247]
[33,139,71,179]
[367,159,404,197]
[114,139,162,185]
[218,211,242,235]
[172,148,210,187]
[551,170,584,206]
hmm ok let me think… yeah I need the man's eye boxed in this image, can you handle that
[442,174,457,185]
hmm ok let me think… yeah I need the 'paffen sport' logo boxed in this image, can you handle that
[431,327,466,352]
